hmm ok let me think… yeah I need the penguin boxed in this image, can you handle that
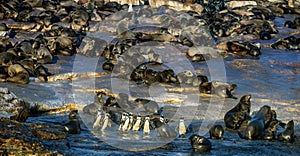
[118,112,128,131]
[93,109,103,129]
[128,113,135,131]
[143,116,151,135]
[122,113,130,132]
[101,112,111,131]
[64,110,81,134]
[178,118,187,137]
[132,115,142,132]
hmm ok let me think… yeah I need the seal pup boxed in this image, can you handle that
[238,105,271,140]
[224,95,251,130]
[278,120,296,143]
[189,134,212,152]
[64,110,81,134]
[209,125,224,140]
[132,115,142,132]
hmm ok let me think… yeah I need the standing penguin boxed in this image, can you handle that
[118,112,128,131]
[143,116,151,135]
[177,118,187,137]
[122,113,130,132]
[64,110,81,134]
[126,113,134,131]
[132,115,142,132]
[101,112,111,131]
[93,109,103,129]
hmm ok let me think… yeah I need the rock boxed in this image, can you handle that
[0,118,66,155]
[0,87,29,122]
[226,1,257,9]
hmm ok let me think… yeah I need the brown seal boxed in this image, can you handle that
[189,134,212,152]
[224,95,251,130]
[278,120,296,143]
[238,105,271,140]
[209,125,224,140]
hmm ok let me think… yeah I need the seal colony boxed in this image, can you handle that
[0,0,299,155]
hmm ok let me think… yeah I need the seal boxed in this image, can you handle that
[209,125,224,140]
[224,95,251,130]
[0,66,7,82]
[176,70,196,85]
[192,75,208,87]
[278,120,296,143]
[134,98,159,114]
[64,110,81,134]
[117,93,132,111]
[238,105,271,140]
[153,118,177,138]
[105,96,120,108]
[263,120,279,140]
[83,92,105,115]
[189,134,212,152]
[213,85,237,99]
[6,64,30,84]
[0,52,18,66]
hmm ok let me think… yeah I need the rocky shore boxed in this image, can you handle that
[0,0,300,155]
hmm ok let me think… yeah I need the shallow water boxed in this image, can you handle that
[1,9,300,156]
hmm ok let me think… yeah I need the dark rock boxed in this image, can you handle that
[0,87,29,122]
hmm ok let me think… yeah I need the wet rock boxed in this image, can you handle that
[0,87,29,122]
[226,1,257,9]
[0,118,65,155]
